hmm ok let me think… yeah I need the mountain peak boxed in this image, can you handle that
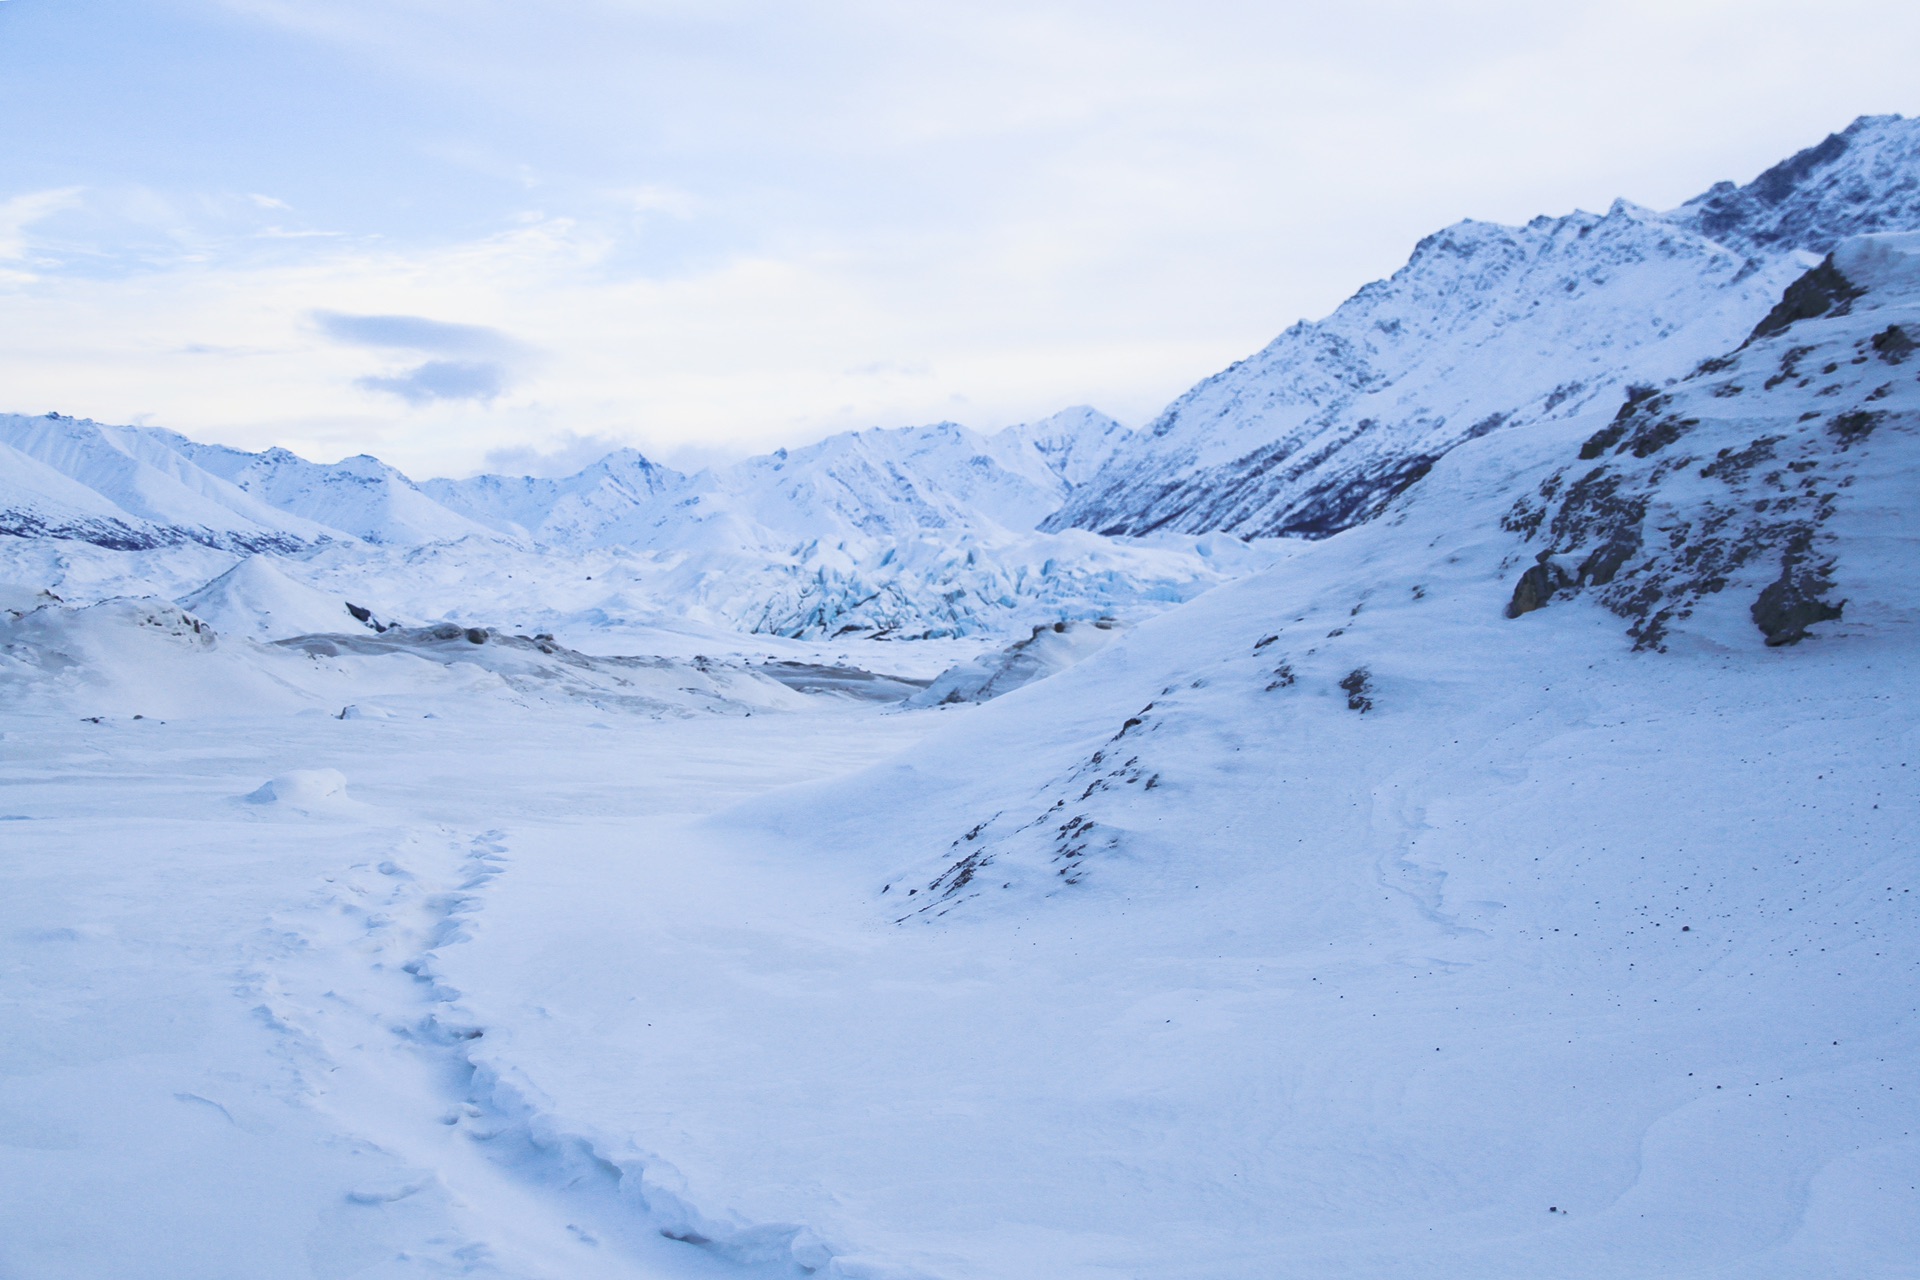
[1672,113,1920,256]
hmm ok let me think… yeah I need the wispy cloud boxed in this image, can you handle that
[314,309,532,405]
[312,310,525,358]
[0,188,84,260]
[357,359,510,404]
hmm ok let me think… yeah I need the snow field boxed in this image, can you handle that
[435,371,1920,1277]
[0,703,933,1278]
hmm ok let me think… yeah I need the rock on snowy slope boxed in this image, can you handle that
[1047,113,1920,543]
[469,237,1920,1278]
[1497,231,1920,650]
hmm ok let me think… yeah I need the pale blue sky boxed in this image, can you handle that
[3,0,1918,476]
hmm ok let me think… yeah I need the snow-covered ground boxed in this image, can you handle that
[4,135,1919,1278]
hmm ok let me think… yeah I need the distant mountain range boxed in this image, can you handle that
[5,115,1918,641]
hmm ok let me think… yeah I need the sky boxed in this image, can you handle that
[2,1,1918,479]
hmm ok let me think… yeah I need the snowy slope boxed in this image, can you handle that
[422,448,685,544]
[430,238,1919,1279]
[160,436,502,546]
[0,413,328,551]
[1049,113,1920,542]
[175,555,370,642]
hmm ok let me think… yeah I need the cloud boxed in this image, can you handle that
[0,188,85,260]
[356,359,510,405]
[312,309,524,358]
[315,309,532,404]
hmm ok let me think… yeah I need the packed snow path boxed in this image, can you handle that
[0,704,929,1278]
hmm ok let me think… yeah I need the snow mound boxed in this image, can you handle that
[905,618,1121,707]
[1833,230,1920,296]
[177,556,367,642]
[244,769,350,810]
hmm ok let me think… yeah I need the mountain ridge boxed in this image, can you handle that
[1045,113,1920,543]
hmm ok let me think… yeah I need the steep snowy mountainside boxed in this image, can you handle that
[1675,113,1920,256]
[161,435,501,546]
[993,405,1132,487]
[464,237,1920,1279]
[1049,114,1920,544]
[1497,231,1920,651]
[0,413,329,551]
[919,233,1919,923]
[0,434,171,547]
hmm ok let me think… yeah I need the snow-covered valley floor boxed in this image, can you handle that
[5,590,1915,1279]
[0,702,933,1279]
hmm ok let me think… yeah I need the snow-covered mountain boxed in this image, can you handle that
[902,231,1920,925]
[414,235,1920,1279]
[426,406,1129,550]
[0,413,330,551]
[2,404,1253,641]
[163,437,500,546]
[1047,113,1920,542]
[421,448,684,545]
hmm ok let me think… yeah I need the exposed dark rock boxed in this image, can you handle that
[1579,387,1661,460]
[1505,558,1573,618]
[1622,414,1701,459]
[1828,410,1885,448]
[1339,668,1374,712]
[1745,257,1864,343]
[1751,531,1844,645]
[1871,324,1915,363]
